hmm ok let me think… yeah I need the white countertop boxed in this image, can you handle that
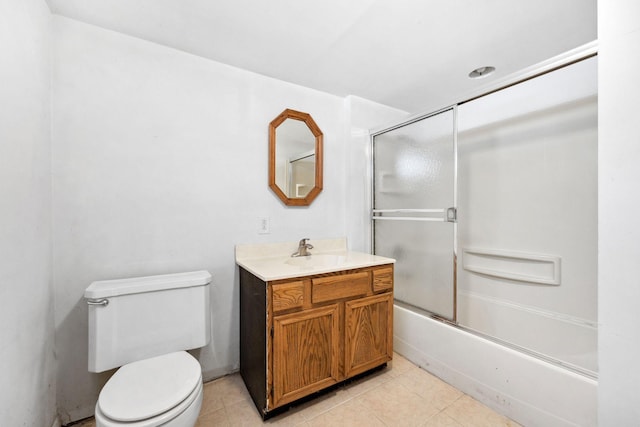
[235,238,395,281]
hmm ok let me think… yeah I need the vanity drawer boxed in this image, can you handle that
[372,266,393,292]
[272,281,304,313]
[311,272,370,304]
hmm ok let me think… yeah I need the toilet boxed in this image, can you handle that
[85,271,212,427]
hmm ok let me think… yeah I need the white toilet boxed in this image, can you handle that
[85,271,212,427]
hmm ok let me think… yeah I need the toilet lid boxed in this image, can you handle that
[98,351,201,422]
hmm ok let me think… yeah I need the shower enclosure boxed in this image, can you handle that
[372,108,457,321]
[372,55,598,377]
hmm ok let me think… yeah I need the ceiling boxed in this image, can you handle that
[46,0,597,113]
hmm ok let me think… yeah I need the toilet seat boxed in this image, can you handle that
[96,351,203,427]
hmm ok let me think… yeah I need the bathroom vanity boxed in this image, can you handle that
[236,239,394,418]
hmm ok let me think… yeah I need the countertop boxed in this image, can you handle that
[235,238,395,281]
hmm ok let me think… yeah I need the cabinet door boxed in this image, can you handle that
[345,293,393,378]
[272,304,340,408]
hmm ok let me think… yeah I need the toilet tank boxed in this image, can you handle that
[85,271,211,373]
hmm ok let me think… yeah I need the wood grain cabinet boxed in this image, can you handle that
[239,264,394,418]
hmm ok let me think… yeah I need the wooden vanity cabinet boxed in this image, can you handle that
[239,264,393,418]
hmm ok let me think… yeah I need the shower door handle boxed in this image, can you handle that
[446,207,457,223]
[87,298,109,307]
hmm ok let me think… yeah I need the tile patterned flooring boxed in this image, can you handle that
[72,353,520,427]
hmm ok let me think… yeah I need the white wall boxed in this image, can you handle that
[0,1,56,426]
[598,0,640,423]
[51,17,401,423]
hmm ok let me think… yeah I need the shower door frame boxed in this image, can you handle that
[370,105,459,323]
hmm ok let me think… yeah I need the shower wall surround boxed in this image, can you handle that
[457,56,598,374]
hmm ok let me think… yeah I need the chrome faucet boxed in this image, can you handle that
[291,238,314,257]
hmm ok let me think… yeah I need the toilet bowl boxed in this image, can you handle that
[94,351,203,427]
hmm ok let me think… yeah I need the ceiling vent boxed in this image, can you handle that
[468,66,496,79]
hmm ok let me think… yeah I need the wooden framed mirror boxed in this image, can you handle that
[269,109,323,206]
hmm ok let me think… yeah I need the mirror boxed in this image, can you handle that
[269,109,323,206]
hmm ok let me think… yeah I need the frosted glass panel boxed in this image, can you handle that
[373,109,455,320]
[375,220,454,319]
[374,110,454,211]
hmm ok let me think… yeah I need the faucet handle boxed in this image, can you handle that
[292,238,312,257]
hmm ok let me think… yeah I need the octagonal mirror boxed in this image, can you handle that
[269,109,323,206]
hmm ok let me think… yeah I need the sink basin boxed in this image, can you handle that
[285,254,347,268]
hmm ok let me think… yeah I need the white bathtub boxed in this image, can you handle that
[394,304,597,427]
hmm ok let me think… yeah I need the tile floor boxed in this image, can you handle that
[72,353,520,427]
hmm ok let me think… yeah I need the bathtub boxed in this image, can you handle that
[394,304,597,427]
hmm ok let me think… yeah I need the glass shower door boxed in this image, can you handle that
[372,108,456,320]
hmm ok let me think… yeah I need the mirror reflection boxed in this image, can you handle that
[269,109,323,206]
[276,119,316,198]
